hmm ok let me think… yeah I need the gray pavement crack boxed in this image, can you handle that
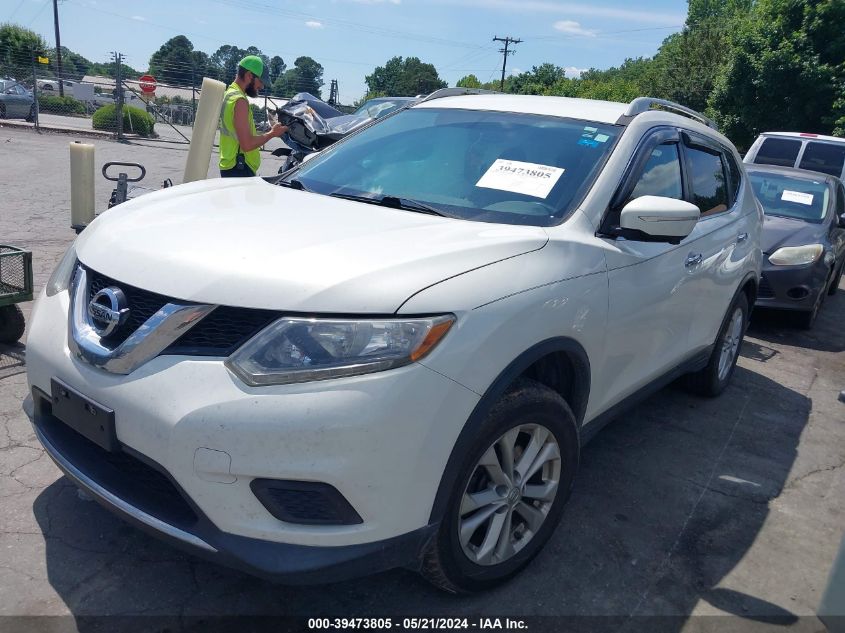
[785,458,845,490]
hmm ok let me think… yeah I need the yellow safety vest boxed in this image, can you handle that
[218,82,260,174]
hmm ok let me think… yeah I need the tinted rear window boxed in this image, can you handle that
[754,138,802,167]
[687,146,729,216]
[799,142,845,177]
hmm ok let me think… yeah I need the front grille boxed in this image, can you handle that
[35,395,198,530]
[166,305,279,356]
[85,266,280,356]
[758,275,775,299]
[88,269,169,346]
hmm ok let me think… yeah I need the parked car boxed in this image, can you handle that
[744,132,845,180]
[0,78,35,121]
[746,164,845,327]
[26,91,762,592]
[353,96,418,119]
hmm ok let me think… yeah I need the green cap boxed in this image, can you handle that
[238,55,269,84]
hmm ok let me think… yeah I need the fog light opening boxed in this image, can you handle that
[786,287,810,300]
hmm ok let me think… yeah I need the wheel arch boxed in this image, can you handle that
[428,337,590,524]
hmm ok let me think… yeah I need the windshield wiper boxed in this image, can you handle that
[329,192,447,216]
[278,178,310,192]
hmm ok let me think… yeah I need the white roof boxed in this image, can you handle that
[760,131,845,144]
[414,94,628,124]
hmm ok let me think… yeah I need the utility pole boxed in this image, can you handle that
[328,79,339,106]
[52,0,64,96]
[493,35,522,91]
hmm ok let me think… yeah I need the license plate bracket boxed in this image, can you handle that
[50,378,118,452]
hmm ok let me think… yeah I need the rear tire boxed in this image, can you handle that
[0,103,6,119]
[684,292,748,397]
[25,104,35,122]
[0,305,25,344]
[420,378,579,593]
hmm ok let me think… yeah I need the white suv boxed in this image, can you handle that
[26,91,762,592]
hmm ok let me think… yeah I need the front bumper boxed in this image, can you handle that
[755,261,829,311]
[25,288,479,581]
[29,391,435,583]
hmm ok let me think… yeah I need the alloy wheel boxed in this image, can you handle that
[458,423,561,566]
[717,307,743,381]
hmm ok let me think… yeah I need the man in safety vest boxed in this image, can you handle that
[219,55,287,177]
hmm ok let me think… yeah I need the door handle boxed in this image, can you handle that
[736,232,749,243]
[685,253,703,268]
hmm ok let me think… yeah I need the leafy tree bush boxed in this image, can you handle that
[92,104,155,137]
[37,94,86,115]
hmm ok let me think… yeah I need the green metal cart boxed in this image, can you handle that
[0,245,33,344]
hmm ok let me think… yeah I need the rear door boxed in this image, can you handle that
[680,131,752,351]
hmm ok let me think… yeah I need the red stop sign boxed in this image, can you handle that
[139,74,157,94]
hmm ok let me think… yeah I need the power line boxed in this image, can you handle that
[493,36,521,91]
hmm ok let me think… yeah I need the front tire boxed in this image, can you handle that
[684,292,748,397]
[420,378,579,593]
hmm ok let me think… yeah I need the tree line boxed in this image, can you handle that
[0,26,325,98]
[454,0,844,149]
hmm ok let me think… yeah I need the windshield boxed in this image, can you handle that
[292,107,621,226]
[749,171,830,223]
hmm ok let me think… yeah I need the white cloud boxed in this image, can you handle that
[130,15,146,21]
[564,66,587,78]
[305,20,324,28]
[553,20,597,37]
[349,0,401,4]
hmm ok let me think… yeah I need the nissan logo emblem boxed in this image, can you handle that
[87,287,129,337]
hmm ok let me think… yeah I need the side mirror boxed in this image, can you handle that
[619,195,700,243]
[839,213,845,229]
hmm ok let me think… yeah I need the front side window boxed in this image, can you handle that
[292,108,621,226]
[748,172,830,223]
[754,137,802,167]
[686,146,729,217]
[628,142,683,202]
[798,142,845,178]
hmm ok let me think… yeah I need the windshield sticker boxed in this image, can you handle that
[781,190,814,205]
[578,138,600,148]
[476,159,565,199]
[595,133,610,143]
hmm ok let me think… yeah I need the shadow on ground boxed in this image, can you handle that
[30,348,812,631]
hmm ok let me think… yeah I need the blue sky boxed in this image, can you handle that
[10,0,689,102]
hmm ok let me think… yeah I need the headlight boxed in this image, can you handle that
[225,315,455,386]
[45,245,77,296]
[768,244,823,266]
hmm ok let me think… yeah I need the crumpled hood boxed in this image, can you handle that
[762,214,826,254]
[76,178,548,312]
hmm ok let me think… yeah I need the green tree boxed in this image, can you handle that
[0,23,48,81]
[456,74,481,88]
[273,56,324,97]
[149,35,197,85]
[709,0,845,148]
[365,56,447,96]
[268,55,286,83]
[89,60,141,80]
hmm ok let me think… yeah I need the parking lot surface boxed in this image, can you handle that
[0,127,843,631]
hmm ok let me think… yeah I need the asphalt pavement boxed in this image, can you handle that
[0,127,843,632]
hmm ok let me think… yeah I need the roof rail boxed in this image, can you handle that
[620,97,718,130]
[418,87,501,103]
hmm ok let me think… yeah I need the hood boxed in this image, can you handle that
[76,178,548,313]
[762,214,826,254]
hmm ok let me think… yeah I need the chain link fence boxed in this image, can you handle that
[0,46,302,144]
